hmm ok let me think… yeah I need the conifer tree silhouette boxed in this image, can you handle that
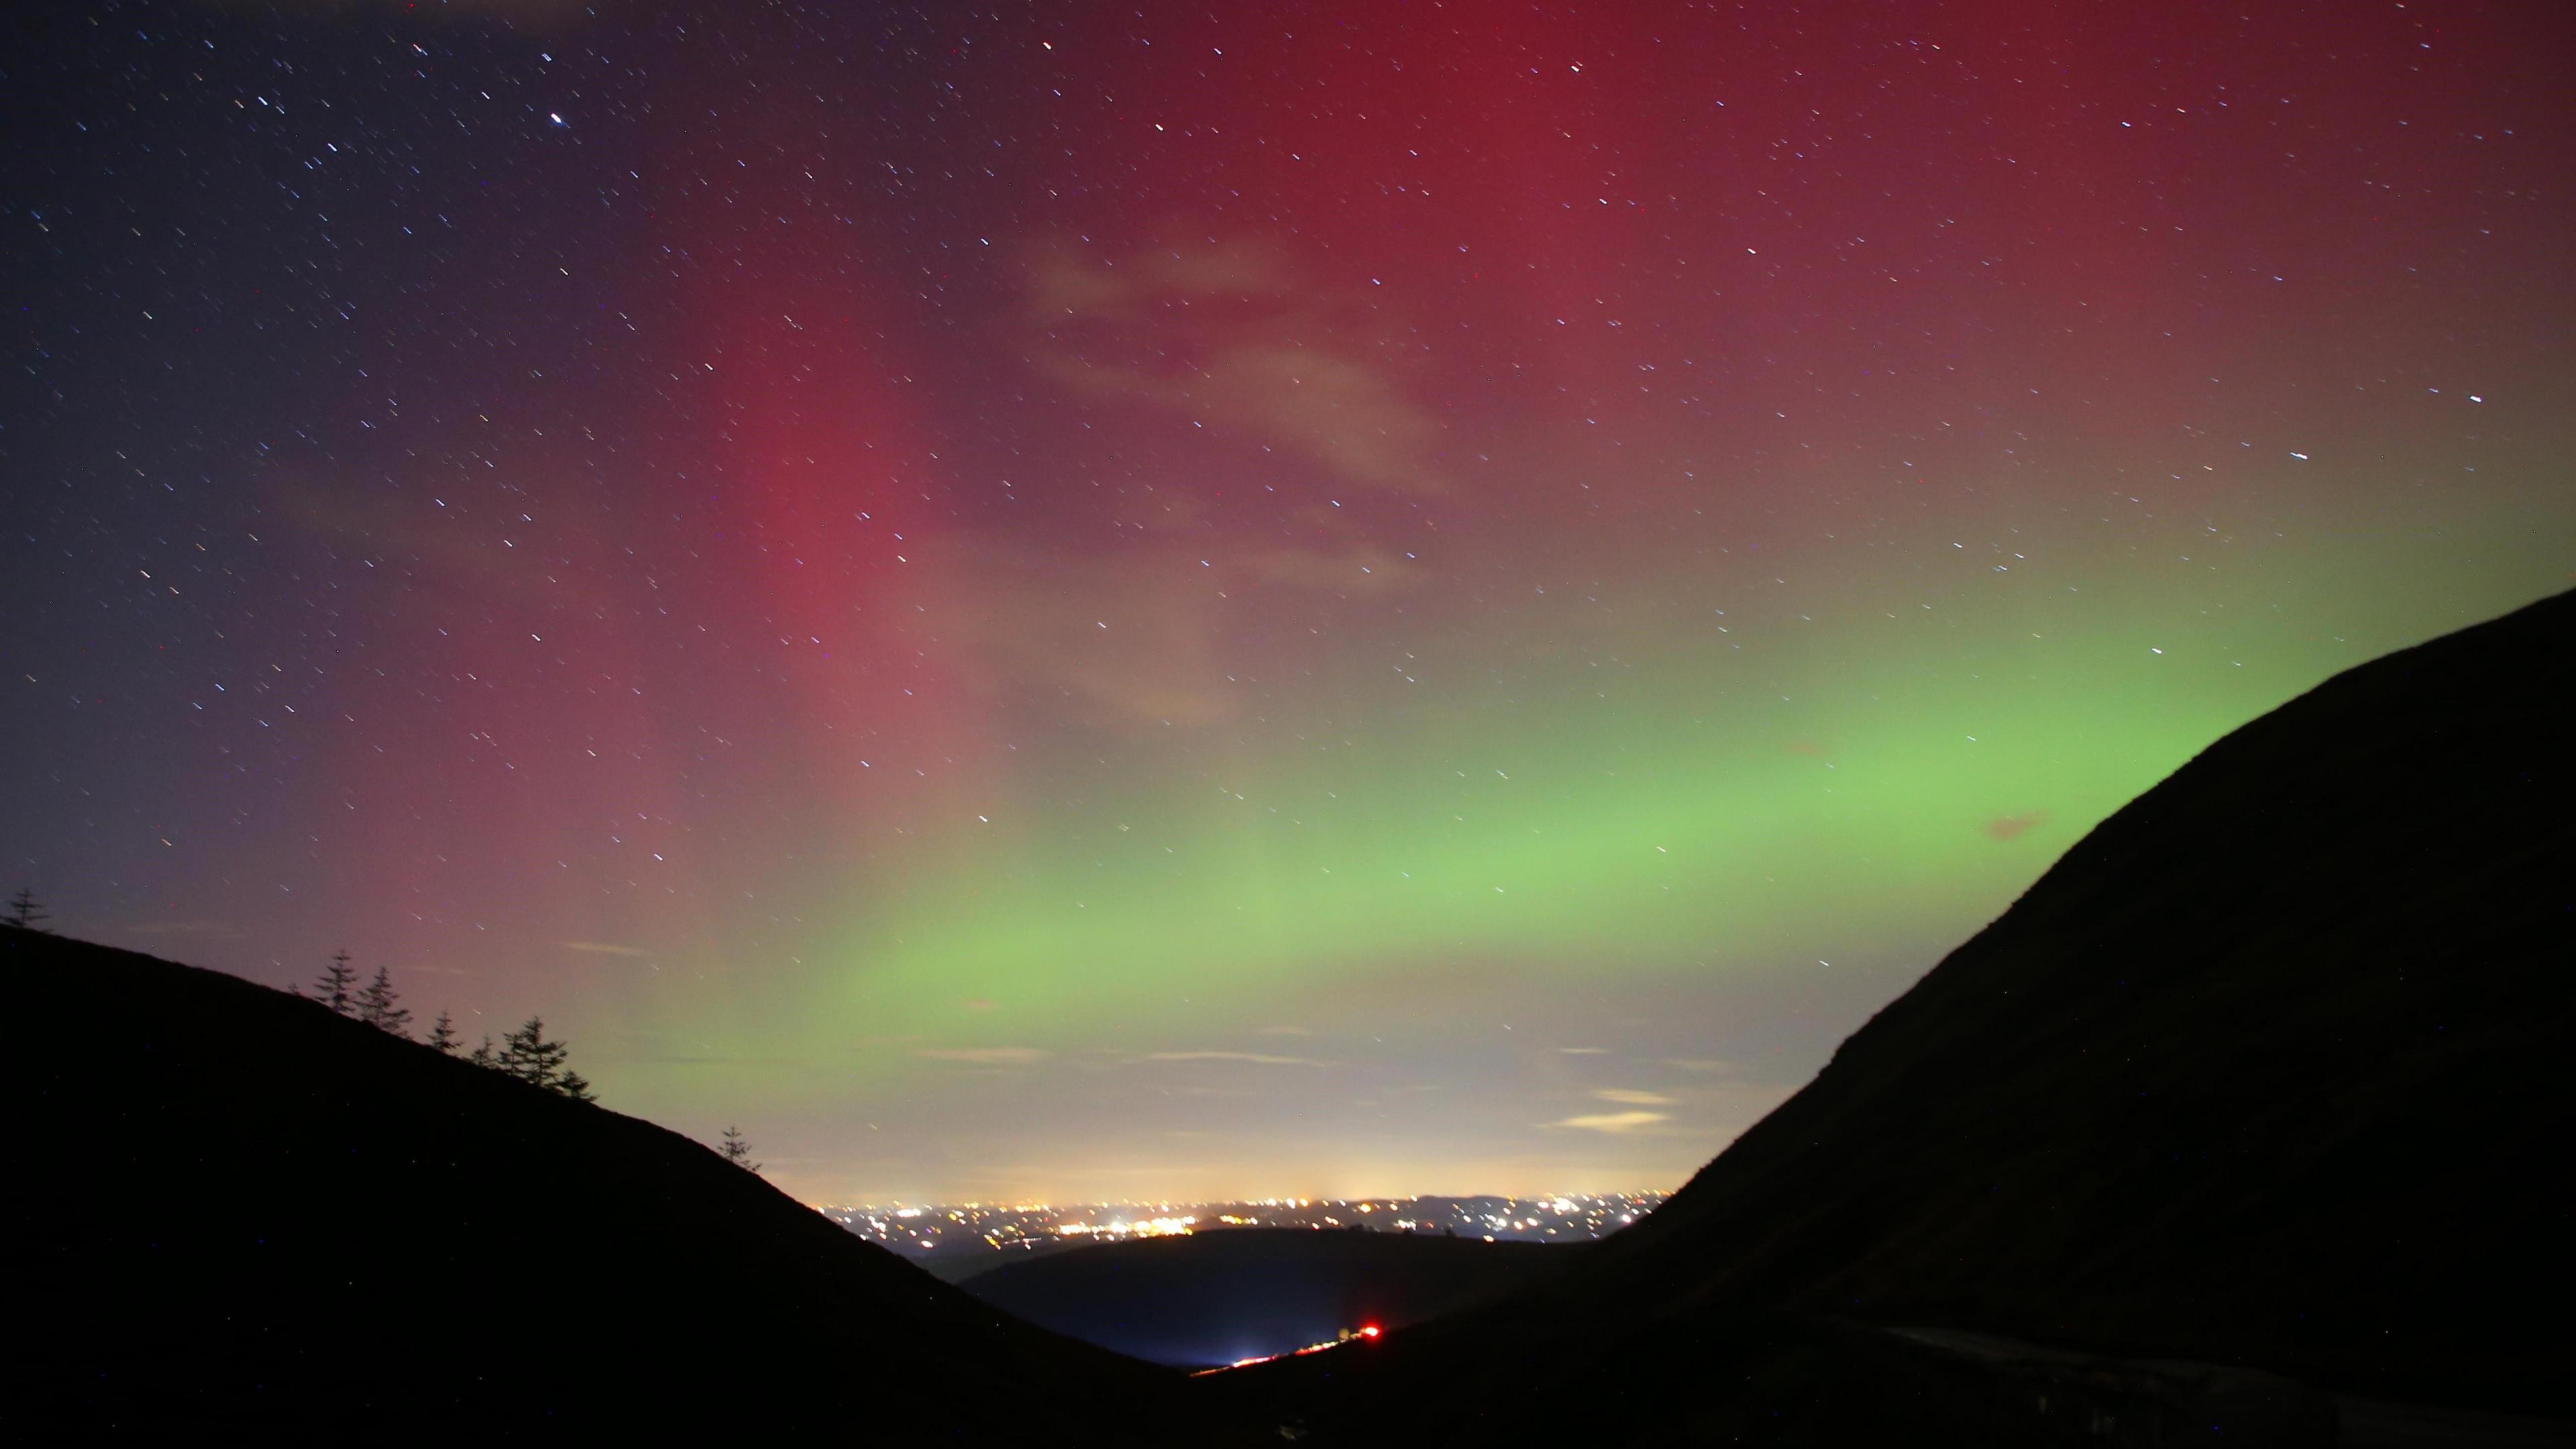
[720,1126,761,1173]
[498,1016,592,1099]
[498,1016,568,1089]
[460,1018,593,1099]
[313,951,359,1015]
[5,888,50,931]
[354,965,413,1036]
[426,1010,461,1054]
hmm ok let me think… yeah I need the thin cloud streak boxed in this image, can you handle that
[1549,1110,1672,1134]
[1143,1050,1332,1067]
[917,1046,1051,1066]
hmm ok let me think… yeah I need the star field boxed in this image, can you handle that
[5,0,2571,1203]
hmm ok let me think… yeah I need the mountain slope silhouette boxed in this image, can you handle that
[17,934,1226,1442]
[1218,588,2574,1444]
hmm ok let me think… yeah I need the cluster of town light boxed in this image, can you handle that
[824,1191,1668,1260]
[1051,1215,1197,1239]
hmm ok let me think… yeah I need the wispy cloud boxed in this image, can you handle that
[1554,1046,1609,1055]
[917,1046,1051,1066]
[1661,1058,1741,1073]
[1548,1110,1671,1134]
[558,941,650,957]
[1142,1050,1331,1067]
[1593,1088,1675,1106]
[1024,239,1446,496]
[918,537,1240,733]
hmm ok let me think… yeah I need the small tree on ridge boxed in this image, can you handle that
[355,965,413,1037]
[6,888,50,932]
[313,950,359,1015]
[720,1126,760,1173]
[498,1016,570,1090]
[498,1016,594,1100]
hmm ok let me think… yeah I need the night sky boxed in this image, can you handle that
[7,1,2571,1205]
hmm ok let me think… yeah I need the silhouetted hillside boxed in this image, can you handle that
[1218,589,2575,1445]
[14,934,1228,1442]
[959,1228,1581,1367]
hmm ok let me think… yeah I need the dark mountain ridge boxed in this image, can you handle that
[14,934,1225,1442]
[1218,588,2575,1444]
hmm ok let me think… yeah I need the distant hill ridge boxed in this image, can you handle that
[1212,588,2575,1444]
[959,1227,1582,1367]
[15,932,1226,1442]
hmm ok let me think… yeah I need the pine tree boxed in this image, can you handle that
[468,1035,496,1068]
[498,1016,572,1091]
[313,950,359,1015]
[426,1011,461,1054]
[5,888,49,931]
[557,1069,597,1105]
[720,1126,761,1173]
[355,965,413,1036]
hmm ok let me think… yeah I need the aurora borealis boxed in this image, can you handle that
[7,1,2571,1204]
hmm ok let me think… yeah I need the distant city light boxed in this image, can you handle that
[822,1191,1671,1265]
